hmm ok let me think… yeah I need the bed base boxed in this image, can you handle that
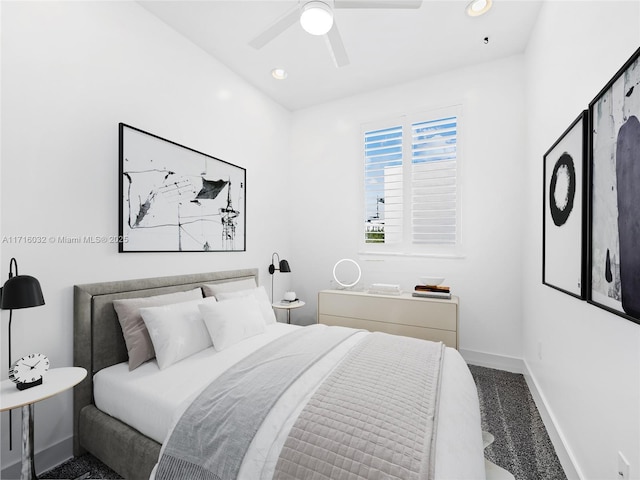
[79,405,160,479]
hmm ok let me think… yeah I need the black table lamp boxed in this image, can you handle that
[1,257,45,450]
[269,252,291,302]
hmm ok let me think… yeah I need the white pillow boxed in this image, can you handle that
[201,278,257,297]
[139,297,217,370]
[215,286,276,325]
[199,296,266,351]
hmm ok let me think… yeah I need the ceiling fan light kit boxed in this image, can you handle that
[249,0,423,69]
[300,1,334,36]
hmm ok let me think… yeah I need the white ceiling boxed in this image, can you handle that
[138,0,543,111]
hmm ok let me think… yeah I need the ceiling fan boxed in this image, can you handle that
[249,0,423,68]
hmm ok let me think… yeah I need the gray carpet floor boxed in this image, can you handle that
[41,365,566,480]
[469,365,567,480]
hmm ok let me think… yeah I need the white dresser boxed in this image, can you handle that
[317,289,458,349]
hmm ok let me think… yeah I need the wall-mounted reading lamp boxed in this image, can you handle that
[268,252,291,303]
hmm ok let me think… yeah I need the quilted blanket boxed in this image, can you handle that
[274,332,444,480]
[155,327,444,480]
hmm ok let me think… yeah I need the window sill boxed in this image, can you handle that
[358,250,466,260]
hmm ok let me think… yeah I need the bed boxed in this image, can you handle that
[73,269,485,480]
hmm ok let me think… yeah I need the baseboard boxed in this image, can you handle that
[522,359,583,480]
[1,435,73,480]
[459,348,525,373]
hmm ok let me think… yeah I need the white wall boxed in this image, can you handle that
[3,1,638,478]
[0,1,292,474]
[289,55,527,363]
[523,2,640,479]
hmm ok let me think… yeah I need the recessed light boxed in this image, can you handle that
[271,68,288,80]
[466,0,492,17]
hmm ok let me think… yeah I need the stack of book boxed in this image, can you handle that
[412,284,452,299]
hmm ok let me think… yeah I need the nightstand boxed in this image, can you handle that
[272,300,306,324]
[0,367,87,480]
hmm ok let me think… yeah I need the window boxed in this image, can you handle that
[364,125,403,244]
[363,106,461,255]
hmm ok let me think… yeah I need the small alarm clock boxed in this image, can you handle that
[9,353,50,390]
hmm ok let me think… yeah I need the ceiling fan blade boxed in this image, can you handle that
[249,7,300,49]
[335,0,422,8]
[325,23,350,68]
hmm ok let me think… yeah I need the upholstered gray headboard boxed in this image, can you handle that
[73,268,258,455]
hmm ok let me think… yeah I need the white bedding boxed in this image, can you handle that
[94,323,485,479]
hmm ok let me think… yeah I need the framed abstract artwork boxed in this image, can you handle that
[588,46,640,324]
[543,111,587,299]
[119,123,246,253]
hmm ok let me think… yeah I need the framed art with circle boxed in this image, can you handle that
[543,110,587,299]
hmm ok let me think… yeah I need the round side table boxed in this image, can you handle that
[0,367,87,480]
[272,300,306,324]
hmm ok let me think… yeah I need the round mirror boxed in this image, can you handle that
[332,259,362,288]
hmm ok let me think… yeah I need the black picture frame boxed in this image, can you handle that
[119,123,246,253]
[543,111,588,299]
[588,46,640,324]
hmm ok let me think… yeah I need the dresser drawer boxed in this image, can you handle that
[319,314,457,348]
[318,291,456,331]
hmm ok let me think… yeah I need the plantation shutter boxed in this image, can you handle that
[364,125,403,244]
[411,116,458,244]
[362,106,460,252]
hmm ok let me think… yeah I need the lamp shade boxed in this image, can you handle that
[0,275,45,310]
[279,259,291,273]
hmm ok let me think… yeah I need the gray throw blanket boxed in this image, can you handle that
[155,325,360,480]
[274,332,445,480]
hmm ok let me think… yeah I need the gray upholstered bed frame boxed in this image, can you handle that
[73,268,259,480]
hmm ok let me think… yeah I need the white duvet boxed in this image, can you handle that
[94,323,485,479]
